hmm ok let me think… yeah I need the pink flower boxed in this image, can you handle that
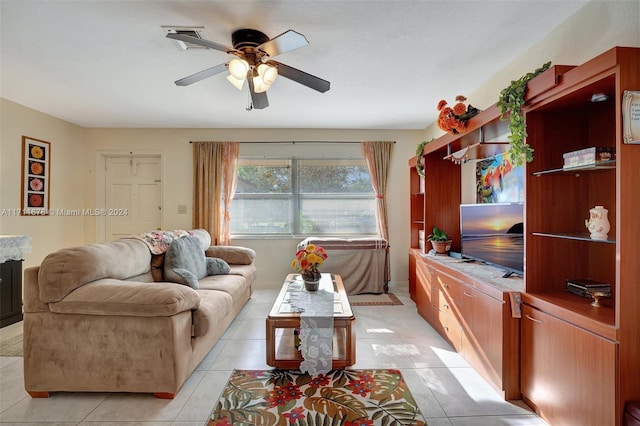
[30,178,43,191]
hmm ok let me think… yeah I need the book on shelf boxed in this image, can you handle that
[562,147,615,169]
[566,278,611,299]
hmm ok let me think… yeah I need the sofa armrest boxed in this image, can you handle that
[23,266,50,313]
[48,279,200,317]
[205,246,255,265]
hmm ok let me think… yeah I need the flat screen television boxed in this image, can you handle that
[459,203,524,277]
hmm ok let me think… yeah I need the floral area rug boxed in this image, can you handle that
[208,369,426,425]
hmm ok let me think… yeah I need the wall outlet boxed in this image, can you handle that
[177,204,187,214]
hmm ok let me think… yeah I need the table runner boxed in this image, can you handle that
[285,276,334,376]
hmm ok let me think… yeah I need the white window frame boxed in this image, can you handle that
[230,156,376,237]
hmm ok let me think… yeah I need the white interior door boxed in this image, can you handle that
[105,155,162,241]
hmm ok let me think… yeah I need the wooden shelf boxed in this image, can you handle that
[522,291,616,340]
[531,232,615,244]
[274,328,347,361]
[442,142,510,162]
[532,160,616,176]
[409,47,640,426]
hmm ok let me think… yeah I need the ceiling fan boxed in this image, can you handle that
[166,28,330,110]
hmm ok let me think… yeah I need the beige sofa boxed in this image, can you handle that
[23,229,256,399]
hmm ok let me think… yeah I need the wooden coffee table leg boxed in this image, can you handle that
[266,318,275,366]
[347,319,356,366]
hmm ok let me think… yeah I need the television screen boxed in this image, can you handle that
[460,203,524,275]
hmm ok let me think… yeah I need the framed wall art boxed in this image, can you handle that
[476,153,524,203]
[21,136,51,215]
[623,90,640,144]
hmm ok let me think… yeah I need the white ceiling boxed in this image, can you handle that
[0,0,588,129]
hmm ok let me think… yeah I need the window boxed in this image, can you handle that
[230,157,376,236]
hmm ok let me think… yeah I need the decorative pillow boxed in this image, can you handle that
[207,257,231,275]
[164,236,208,289]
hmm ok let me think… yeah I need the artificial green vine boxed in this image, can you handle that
[415,139,433,177]
[497,61,551,165]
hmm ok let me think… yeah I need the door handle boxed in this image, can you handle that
[526,314,544,324]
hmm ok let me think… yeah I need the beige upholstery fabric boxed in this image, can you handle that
[228,264,257,281]
[199,274,249,305]
[38,239,151,303]
[206,245,255,265]
[23,229,254,398]
[192,290,232,337]
[48,279,200,316]
[23,310,194,395]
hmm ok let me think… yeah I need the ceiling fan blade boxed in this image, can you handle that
[174,63,228,86]
[273,61,330,93]
[166,33,237,54]
[248,76,269,109]
[258,29,309,57]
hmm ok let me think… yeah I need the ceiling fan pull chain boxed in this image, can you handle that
[246,91,253,111]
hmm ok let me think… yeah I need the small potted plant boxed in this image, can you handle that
[428,226,452,254]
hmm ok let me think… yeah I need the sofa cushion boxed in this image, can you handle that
[228,264,257,282]
[205,246,255,265]
[192,290,233,337]
[198,274,248,305]
[38,239,151,303]
[48,279,200,316]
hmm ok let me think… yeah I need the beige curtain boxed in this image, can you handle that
[193,141,239,245]
[362,141,394,241]
[221,142,239,245]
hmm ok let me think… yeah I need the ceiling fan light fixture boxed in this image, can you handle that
[226,74,245,90]
[252,75,271,93]
[168,28,330,108]
[257,63,278,85]
[228,58,249,80]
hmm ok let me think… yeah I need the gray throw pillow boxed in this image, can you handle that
[207,257,231,275]
[164,236,207,289]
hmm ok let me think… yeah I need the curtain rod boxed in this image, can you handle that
[189,141,396,144]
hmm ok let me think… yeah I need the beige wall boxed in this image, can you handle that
[83,128,421,289]
[1,0,637,288]
[425,0,640,143]
[0,99,86,267]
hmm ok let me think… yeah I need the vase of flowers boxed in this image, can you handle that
[437,95,480,134]
[291,244,328,291]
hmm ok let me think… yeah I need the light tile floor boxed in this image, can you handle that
[0,285,547,425]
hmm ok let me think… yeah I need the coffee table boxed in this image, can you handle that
[266,273,356,369]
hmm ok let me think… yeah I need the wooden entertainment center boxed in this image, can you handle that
[408,47,640,426]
